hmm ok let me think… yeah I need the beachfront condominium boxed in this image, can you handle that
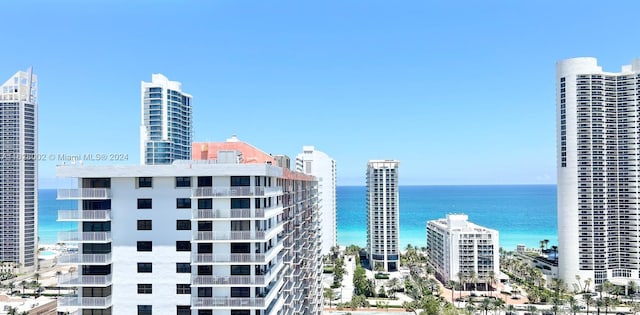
[426,214,499,289]
[0,68,38,272]
[56,137,323,314]
[295,146,337,255]
[140,74,192,165]
[557,57,640,290]
[366,160,399,272]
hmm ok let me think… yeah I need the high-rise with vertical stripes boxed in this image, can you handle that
[140,74,192,165]
[557,57,640,289]
[366,160,399,272]
[0,68,38,272]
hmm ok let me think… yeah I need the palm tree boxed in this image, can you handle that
[56,270,63,295]
[33,272,40,285]
[628,280,638,301]
[526,305,538,315]
[492,298,505,315]
[324,288,335,307]
[7,307,18,315]
[567,296,579,315]
[20,280,27,294]
[630,302,640,315]
[506,304,517,315]
[469,271,478,292]
[7,281,15,295]
[583,292,593,315]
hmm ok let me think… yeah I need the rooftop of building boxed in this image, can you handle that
[428,213,498,234]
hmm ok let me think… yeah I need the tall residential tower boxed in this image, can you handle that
[557,57,640,289]
[296,146,337,255]
[140,74,192,165]
[366,160,399,272]
[0,68,38,272]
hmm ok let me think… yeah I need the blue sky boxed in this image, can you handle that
[4,1,640,187]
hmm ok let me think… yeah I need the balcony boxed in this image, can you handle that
[192,260,283,287]
[59,231,111,243]
[58,273,112,286]
[192,186,282,198]
[193,222,284,241]
[192,243,283,264]
[58,295,112,308]
[193,206,284,220]
[191,297,267,308]
[58,210,111,221]
[57,253,112,265]
[58,188,111,200]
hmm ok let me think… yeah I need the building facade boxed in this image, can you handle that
[366,160,399,272]
[56,139,322,315]
[426,214,499,288]
[140,74,192,165]
[557,57,640,289]
[295,146,337,255]
[0,68,38,272]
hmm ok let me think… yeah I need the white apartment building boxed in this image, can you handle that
[140,74,192,165]
[366,160,399,272]
[426,214,499,288]
[295,146,337,255]
[56,156,322,314]
[0,68,38,272]
[557,57,640,289]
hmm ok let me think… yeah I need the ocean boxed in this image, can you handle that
[38,185,558,250]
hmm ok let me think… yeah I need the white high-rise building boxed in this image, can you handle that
[366,160,399,272]
[557,57,640,289]
[0,68,38,272]
[295,146,337,255]
[426,214,499,288]
[56,139,323,315]
[140,74,192,165]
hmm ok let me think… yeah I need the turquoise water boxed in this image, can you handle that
[336,185,557,251]
[38,185,558,250]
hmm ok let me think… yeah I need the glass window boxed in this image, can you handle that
[138,284,152,294]
[176,241,191,252]
[177,306,190,315]
[197,243,212,254]
[176,284,191,294]
[137,220,152,230]
[175,177,191,188]
[176,220,191,230]
[176,263,191,273]
[230,287,250,297]
[198,199,212,209]
[230,176,250,186]
[137,263,152,273]
[198,221,212,231]
[198,265,212,275]
[230,265,250,275]
[176,198,191,209]
[230,243,250,254]
[137,241,152,252]
[137,199,152,209]
[138,305,152,315]
[197,176,212,187]
[197,287,212,297]
[137,177,153,188]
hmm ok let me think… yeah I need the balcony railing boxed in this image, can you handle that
[193,206,283,220]
[58,231,111,243]
[57,253,112,265]
[192,186,282,198]
[58,210,111,221]
[193,260,282,286]
[58,273,112,286]
[194,223,283,241]
[58,295,112,308]
[192,243,283,264]
[58,188,111,200]
[192,297,267,308]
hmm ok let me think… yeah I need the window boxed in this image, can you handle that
[230,198,249,209]
[198,221,212,231]
[138,284,152,294]
[176,263,191,273]
[231,311,250,315]
[198,265,212,275]
[198,311,213,315]
[177,306,191,315]
[230,265,250,275]
[198,243,212,254]
[138,305,152,315]
[137,241,152,252]
[175,177,191,188]
[230,176,250,186]
[176,241,191,252]
[198,287,212,297]
[230,287,250,297]
[137,177,153,188]
[197,176,212,187]
[137,220,152,230]
[176,284,191,294]
[137,199,152,209]
[176,220,191,230]
[230,243,250,254]
[198,199,212,209]
[137,263,152,273]
[176,198,191,209]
